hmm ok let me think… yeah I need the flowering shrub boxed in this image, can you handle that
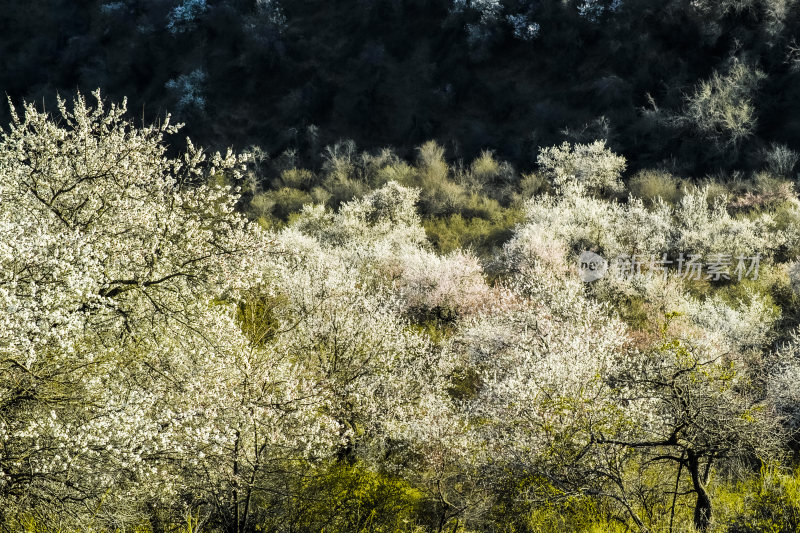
[513,189,671,260]
[394,249,491,319]
[684,291,780,354]
[512,179,786,271]
[427,273,631,494]
[537,140,626,196]
[0,92,319,528]
[680,62,766,151]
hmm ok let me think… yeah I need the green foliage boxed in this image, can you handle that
[762,144,800,179]
[771,200,800,260]
[715,262,793,314]
[629,169,684,206]
[263,462,424,533]
[423,207,523,254]
[486,475,631,533]
[523,499,627,533]
[279,167,316,189]
[252,186,313,224]
[518,171,550,199]
[680,62,766,153]
[470,150,502,184]
[406,320,454,346]
[605,292,653,331]
[245,140,525,256]
[729,173,796,212]
[235,293,286,347]
[727,467,800,533]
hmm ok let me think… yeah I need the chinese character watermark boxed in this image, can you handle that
[578,251,761,283]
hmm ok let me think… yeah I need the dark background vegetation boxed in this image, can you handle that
[4,0,800,177]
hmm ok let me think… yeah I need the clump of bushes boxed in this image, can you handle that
[628,169,684,205]
[727,467,800,533]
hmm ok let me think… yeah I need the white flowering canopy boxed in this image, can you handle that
[537,140,626,195]
[0,92,331,524]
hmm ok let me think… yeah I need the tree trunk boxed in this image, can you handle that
[687,451,712,532]
[233,429,241,533]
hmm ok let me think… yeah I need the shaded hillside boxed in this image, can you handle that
[3,0,800,176]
